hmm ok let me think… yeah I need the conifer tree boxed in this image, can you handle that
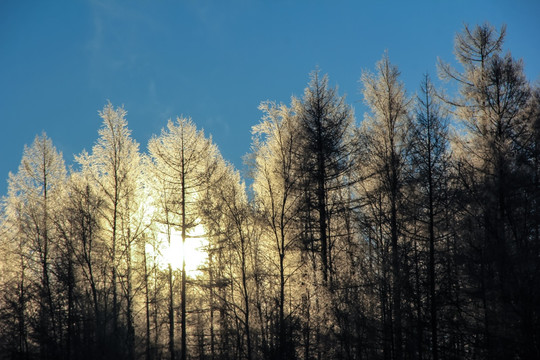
[6,133,67,359]
[408,74,452,360]
[440,23,535,358]
[252,101,303,359]
[76,103,142,359]
[148,117,220,360]
[360,53,411,360]
[293,71,357,287]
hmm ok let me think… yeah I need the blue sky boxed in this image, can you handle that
[1,0,539,196]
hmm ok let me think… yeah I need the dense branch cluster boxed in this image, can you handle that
[1,23,539,360]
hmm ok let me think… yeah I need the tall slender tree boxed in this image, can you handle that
[409,74,452,360]
[293,71,357,287]
[360,53,411,360]
[148,117,220,360]
[61,172,106,359]
[440,23,535,358]
[252,101,304,359]
[76,103,142,359]
[0,190,32,359]
[6,133,67,360]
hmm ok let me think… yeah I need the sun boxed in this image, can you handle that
[149,223,208,276]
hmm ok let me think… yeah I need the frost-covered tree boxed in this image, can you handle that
[0,22,538,360]
[57,171,107,359]
[293,71,357,287]
[440,22,537,358]
[4,133,67,359]
[76,103,143,360]
[148,117,220,360]
[199,159,258,360]
[251,101,304,359]
[408,74,452,360]
[251,73,360,359]
[360,53,412,360]
[0,189,31,358]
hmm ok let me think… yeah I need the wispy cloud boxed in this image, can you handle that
[85,0,159,79]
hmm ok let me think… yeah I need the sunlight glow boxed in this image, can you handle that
[147,223,208,276]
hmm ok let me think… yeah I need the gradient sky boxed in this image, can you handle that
[1,0,539,196]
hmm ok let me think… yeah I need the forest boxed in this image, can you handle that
[0,23,539,360]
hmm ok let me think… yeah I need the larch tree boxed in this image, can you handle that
[440,23,535,358]
[60,171,107,359]
[408,74,452,360]
[251,101,304,359]
[149,173,178,360]
[516,83,540,358]
[76,103,143,360]
[251,71,359,359]
[360,53,412,360]
[5,133,67,359]
[293,71,357,287]
[197,160,236,359]
[0,21,539,360]
[148,116,220,360]
[200,160,257,360]
[0,187,31,358]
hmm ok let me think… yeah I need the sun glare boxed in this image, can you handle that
[148,224,208,276]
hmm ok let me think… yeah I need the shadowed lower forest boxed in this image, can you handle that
[1,23,539,360]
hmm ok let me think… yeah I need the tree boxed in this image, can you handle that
[148,116,220,360]
[76,103,142,359]
[59,172,106,359]
[5,132,67,359]
[200,160,259,360]
[293,71,357,287]
[515,83,540,358]
[360,53,411,360]
[408,74,452,360]
[440,23,536,358]
[251,101,304,359]
[1,22,539,360]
